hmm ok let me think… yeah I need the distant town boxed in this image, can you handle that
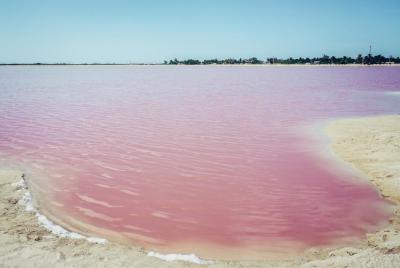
[165,54,400,65]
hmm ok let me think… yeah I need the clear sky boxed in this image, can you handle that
[1,0,399,63]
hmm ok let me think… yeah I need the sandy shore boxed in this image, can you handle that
[303,114,400,267]
[1,115,400,267]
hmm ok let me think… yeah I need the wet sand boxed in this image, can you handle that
[1,114,400,267]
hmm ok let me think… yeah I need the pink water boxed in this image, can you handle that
[0,66,399,258]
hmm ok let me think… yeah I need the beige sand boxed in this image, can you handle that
[1,115,400,267]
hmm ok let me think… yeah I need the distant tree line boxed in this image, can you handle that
[2,54,399,66]
[165,54,400,65]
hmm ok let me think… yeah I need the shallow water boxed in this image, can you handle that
[0,66,399,258]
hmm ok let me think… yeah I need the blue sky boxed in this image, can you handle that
[0,0,399,63]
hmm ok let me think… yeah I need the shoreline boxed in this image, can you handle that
[0,169,221,267]
[1,115,400,267]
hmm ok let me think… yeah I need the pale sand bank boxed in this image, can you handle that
[1,115,400,267]
[386,91,400,96]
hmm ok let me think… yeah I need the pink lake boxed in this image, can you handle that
[0,66,399,259]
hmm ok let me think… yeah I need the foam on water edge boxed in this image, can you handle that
[13,176,213,265]
[13,177,107,244]
[147,251,213,265]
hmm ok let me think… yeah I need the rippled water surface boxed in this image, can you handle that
[0,66,399,258]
